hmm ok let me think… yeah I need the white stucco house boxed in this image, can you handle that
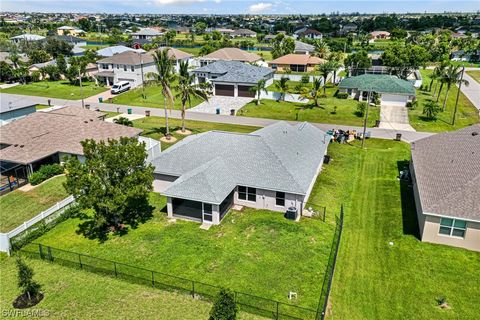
[151,121,330,225]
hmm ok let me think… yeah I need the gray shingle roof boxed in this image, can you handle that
[339,74,416,95]
[153,122,330,204]
[193,60,273,84]
[411,124,480,221]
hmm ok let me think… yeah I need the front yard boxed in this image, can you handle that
[0,81,107,100]
[0,176,67,232]
[466,70,480,83]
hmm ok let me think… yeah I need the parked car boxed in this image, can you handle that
[110,81,131,94]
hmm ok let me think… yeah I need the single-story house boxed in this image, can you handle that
[131,28,163,40]
[151,121,330,225]
[52,35,87,47]
[199,47,262,66]
[340,23,358,35]
[192,60,274,97]
[294,41,315,55]
[0,52,28,66]
[209,28,235,35]
[0,95,36,126]
[231,29,257,38]
[338,74,416,106]
[56,26,86,36]
[268,54,325,73]
[410,125,480,252]
[369,31,391,40]
[10,34,45,43]
[293,28,323,40]
[96,45,145,57]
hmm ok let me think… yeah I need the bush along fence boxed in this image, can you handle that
[17,206,345,320]
[0,196,75,254]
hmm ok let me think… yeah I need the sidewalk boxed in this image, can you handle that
[461,68,480,112]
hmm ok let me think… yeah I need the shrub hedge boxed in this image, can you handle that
[29,164,64,186]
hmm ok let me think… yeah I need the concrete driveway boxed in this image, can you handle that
[189,96,253,115]
[379,104,416,131]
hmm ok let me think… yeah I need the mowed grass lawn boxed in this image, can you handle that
[0,256,262,320]
[317,140,480,319]
[0,176,67,232]
[409,70,479,132]
[466,70,480,83]
[240,84,380,127]
[0,81,107,99]
[108,83,204,110]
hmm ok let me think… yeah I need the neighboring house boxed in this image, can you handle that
[0,106,142,177]
[294,41,315,55]
[0,52,28,66]
[370,31,391,40]
[10,34,45,43]
[293,27,323,40]
[231,29,257,38]
[95,51,156,87]
[172,26,190,34]
[28,60,57,78]
[192,60,274,97]
[199,47,262,66]
[52,35,87,47]
[209,28,235,35]
[96,45,145,57]
[340,23,358,35]
[410,125,480,252]
[56,26,86,36]
[0,95,36,126]
[451,50,480,62]
[131,28,163,40]
[154,47,194,72]
[338,74,416,106]
[268,54,325,72]
[151,121,330,225]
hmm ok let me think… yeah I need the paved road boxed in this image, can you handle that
[2,93,434,143]
[462,68,480,112]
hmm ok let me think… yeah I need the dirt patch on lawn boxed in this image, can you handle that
[12,293,44,309]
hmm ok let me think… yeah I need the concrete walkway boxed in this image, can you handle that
[0,82,20,89]
[190,96,253,115]
[379,104,415,131]
[462,68,480,112]
[0,93,434,143]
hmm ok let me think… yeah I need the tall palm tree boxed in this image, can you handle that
[318,61,334,95]
[148,49,176,139]
[300,78,322,107]
[440,65,469,111]
[431,62,447,95]
[313,40,330,59]
[327,52,343,84]
[175,61,210,133]
[8,52,20,69]
[275,77,289,101]
[251,79,268,105]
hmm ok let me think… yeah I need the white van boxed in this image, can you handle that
[110,81,131,94]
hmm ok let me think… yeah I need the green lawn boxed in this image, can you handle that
[466,70,480,83]
[36,104,51,110]
[107,83,204,110]
[409,70,479,132]
[239,85,380,127]
[0,176,67,232]
[133,116,259,150]
[0,81,107,100]
[0,256,262,320]
[316,140,480,319]
[177,47,202,56]
[80,44,109,50]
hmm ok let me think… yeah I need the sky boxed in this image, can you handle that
[1,0,479,15]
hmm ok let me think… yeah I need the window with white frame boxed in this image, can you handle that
[238,186,256,202]
[439,218,467,238]
[275,192,285,206]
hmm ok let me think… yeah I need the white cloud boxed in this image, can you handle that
[154,0,205,5]
[213,0,222,3]
[248,2,273,13]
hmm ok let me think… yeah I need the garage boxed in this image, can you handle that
[215,84,235,97]
[238,85,255,98]
[172,198,203,221]
[381,94,408,107]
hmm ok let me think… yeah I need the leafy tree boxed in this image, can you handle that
[64,137,154,240]
[422,101,441,120]
[16,257,42,301]
[164,30,177,45]
[14,66,29,84]
[300,77,322,107]
[440,65,469,111]
[175,60,210,132]
[44,38,73,57]
[199,44,215,55]
[271,34,295,59]
[212,30,221,40]
[56,54,67,75]
[8,52,21,69]
[344,50,371,76]
[31,70,41,82]
[0,61,13,81]
[381,44,430,79]
[250,79,268,105]
[209,288,238,320]
[41,64,61,81]
[113,117,133,127]
[275,77,290,101]
[28,49,50,64]
[356,102,367,117]
[194,22,207,35]
[390,28,407,40]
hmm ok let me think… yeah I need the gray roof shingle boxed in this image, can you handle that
[193,60,273,84]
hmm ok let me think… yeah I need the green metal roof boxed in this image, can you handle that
[339,74,416,96]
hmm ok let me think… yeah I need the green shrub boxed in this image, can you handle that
[301,75,310,84]
[336,92,348,99]
[209,288,238,320]
[355,102,367,117]
[29,164,63,186]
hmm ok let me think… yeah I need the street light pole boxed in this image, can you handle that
[78,67,84,108]
[361,88,371,149]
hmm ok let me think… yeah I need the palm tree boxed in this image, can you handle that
[8,52,20,69]
[148,49,176,139]
[440,65,469,111]
[431,62,447,95]
[175,61,210,133]
[422,101,441,120]
[318,61,334,95]
[313,40,330,59]
[275,77,289,101]
[300,78,322,107]
[327,52,343,84]
[251,79,268,105]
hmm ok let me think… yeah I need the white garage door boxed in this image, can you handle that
[381,94,408,107]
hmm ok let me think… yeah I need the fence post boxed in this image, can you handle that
[191,281,195,298]
[276,301,279,320]
[47,246,53,261]
[113,262,117,277]
[38,243,44,259]
[323,207,326,222]
[78,254,83,269]
[151,271,155,287]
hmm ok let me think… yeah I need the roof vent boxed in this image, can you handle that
[472,132,478,136]
[84,120,88,123]
[14,144,18,147]
[20,145,24,148]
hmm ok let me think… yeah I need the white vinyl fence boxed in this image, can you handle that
[259,91,308,103]
[0,195,75,254]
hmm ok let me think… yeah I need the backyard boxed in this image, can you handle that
[0,175,67,232]
[0,81,107,100]
[408,70,479,132]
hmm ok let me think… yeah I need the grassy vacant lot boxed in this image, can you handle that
[133,116,259,150]
[0,256,261,320]
[317,140,480,319]
[0,176,67,232]
[409,70,479,132]
[0,81,107,99]
[108,83,204,110]
[466,70,480,83]
[240,85,380,127]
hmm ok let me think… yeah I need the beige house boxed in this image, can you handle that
[410,125,480,252]
[268,54,325,72]
[57,26,86,36]
[199,48,261,66]
[369,31,390,40]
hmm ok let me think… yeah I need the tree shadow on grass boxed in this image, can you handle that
[397,160,420,239]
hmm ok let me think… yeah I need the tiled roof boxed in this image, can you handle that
[97,51,154,65]
[339,74,416,95]
[411,125,480,221]
[0,105,142,164]
[268,54,325,65]
[192,60,273,84]
[153,122,330,204]
[156,47,193,60]
[201,48,261,63]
